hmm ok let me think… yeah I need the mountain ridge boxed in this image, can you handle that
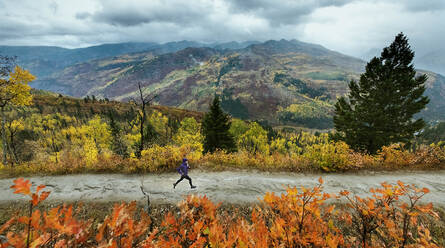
[2,39,444,128]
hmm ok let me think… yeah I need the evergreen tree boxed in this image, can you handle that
[202,96,237,153]
[167,116,180,142]
[333,33,429,154]
[143,121,159,145]
[107,110,128,157]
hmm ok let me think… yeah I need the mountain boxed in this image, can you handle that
[0,42,161,78]
[416,50,445,76]
[420,72,445,121]
[0,40,259,80]
[363,48,445,76]
[212,41,261,50]
[30,39,367,128]
[8,39,445,128]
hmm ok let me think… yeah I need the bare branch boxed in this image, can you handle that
[143,94,158,104]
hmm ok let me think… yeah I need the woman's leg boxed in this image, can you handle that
[174,175,185,187]
[184,175,193,187]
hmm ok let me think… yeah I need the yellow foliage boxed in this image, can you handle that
[148,110,168,135]
[83,138,98,166]
[27,113,75,159]
[48,152,60,163]
[377,144,416,167]
[303,141,351,171]
[285,132,330,154]
[3,109,445,176]
[229,119,249,143]
[0,66,35,107]
[125,133,140,148]
[84,115,112,151]
[137,145,184,172]
[10,119,25,132]
[61,115,112,153]
[239,122,269,154]
[173,117,204,154]
[270,137,287,154]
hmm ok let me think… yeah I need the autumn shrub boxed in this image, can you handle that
[0,178,93,247]
[426,144,445,164]
[374,144,445,169]
[96,201,152,247]
[2,107,445,176]
[269,137,287,154]
[1,129,445,176]
[340,181,440,247]
[198,149,309,171]
[260,178,344,247]
[2,142,444,176]
[347,151,377,169]
[303,141,351,171]
[123,144,204,173]
[377,144,417,167]
[148,195,221,247]
[1,178,443,247]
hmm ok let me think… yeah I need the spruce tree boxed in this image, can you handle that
[107,110,128,157]
[202,96,237,153]
[333,33,429,154]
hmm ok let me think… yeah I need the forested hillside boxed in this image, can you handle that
[0,41,258,79]
[27,40,445,129]
[1,90,443,176]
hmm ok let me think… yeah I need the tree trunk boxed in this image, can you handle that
[138,104,145,158]
[137,82,146,159]
[1,107,7,166]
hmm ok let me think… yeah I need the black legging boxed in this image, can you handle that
[175,175,193,187]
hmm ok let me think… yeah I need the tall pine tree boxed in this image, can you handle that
[202,96,237,153]
[334,33,429,154]
[107,110,128,158]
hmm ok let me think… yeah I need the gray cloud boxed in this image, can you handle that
[49,1,58,14]
[91,0,210,27]
[399,0,445,12]
[75,12,91,20]
[0,0,444,59]
[227,0,355,25]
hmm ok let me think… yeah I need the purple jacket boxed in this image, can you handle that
[177,159,189,175]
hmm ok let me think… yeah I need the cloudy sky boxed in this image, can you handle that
[1,0,444,57]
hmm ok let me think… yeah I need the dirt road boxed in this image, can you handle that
[1,170,445,205]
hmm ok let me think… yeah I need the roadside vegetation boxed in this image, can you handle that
[1,177,444,247]
[0,96,443,176]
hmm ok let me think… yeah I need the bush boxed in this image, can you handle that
[303,141,351,171]
[1,178,441,247]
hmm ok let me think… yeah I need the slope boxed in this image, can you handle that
[31,39,445,128]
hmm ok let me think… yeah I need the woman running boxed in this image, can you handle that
[173,158,196,189]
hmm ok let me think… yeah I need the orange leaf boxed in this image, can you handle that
[339,190,349,196]
[54,240,67,248]
[30,233,50,248]
[32,194,39,206]
[36,185,46,194]
[0,218,15,234]
[31,210,41,229]
[39,191,50,202]
[10,178,31,196]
